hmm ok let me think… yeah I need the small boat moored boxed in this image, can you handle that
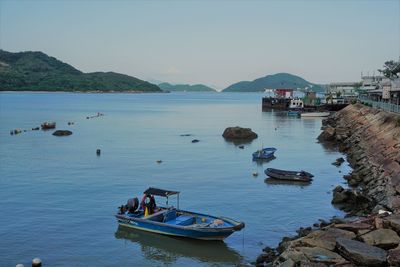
[300,112,330,117]
[115,187,245,240]
[287,110,301,117]
[252,147,277,160]
[264,168,314,182]
[41,122,56,130]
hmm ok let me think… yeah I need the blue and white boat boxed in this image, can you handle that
[115,187,245,240]
[287,110,301,117]
[252,147,277,160]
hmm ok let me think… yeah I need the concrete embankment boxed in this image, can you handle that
[256,103,400,266]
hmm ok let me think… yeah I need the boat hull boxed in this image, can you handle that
[264,168,313,182]
[115,210,244,241]
[287,111,301,117]
[252,147,277,160]
[300,112,330,117]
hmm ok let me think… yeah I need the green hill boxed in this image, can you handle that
[158,82,216,92]
[0,50,161,92]
[223,73,324,92]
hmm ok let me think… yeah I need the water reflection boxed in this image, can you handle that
[253,156,276,166]
[318,140,339,152]
[115,226,245,265]
[264,178,311,187]
[223,138,255,146]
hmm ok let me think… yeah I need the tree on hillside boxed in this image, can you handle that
[378,60,400,79]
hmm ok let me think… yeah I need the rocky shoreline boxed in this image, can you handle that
[255,103,400,266]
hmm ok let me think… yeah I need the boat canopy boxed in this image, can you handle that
[143,187,180,197]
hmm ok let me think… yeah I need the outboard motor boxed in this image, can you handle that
[126,197,139,214]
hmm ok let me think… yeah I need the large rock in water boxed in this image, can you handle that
[317,126,335,141]
[52,130,73,136]
[222,126,257,140]
[335,238,387,266]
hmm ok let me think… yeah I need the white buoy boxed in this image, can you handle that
[32,258,42,267]
[15,264,24,267]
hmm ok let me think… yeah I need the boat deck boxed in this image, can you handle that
[124,208,232,228]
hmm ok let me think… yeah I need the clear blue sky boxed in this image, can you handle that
[0,0,399,89]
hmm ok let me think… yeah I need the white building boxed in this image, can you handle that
[327,82,359,97]
[360,75,391,98]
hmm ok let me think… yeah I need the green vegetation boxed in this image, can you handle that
[222,73,324,92]
[0,50,161,92]
[158,82,216,92]
[379,60,400,79]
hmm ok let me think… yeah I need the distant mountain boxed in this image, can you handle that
[223,73,324,92]
[0,50,161,92]
[158,82,216,92]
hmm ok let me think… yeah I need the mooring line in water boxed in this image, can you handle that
[242,227,245,253]
[263,229,295,234]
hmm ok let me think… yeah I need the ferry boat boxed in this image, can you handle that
[115,187,245,240]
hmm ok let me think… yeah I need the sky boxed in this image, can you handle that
[0,0,399,89]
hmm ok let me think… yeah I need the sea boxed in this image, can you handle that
[0,92,349,266]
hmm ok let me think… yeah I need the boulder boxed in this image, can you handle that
[278,248,308,263]
[332,157,345,167]
[335,238,387,266]
[331,186,372,213]
[256,246,277,265]
[317,127,335,141]
[296,247,346,265]
[331,186,349,204]
[359,228,400,249]
[343,173,361,187]
[277,259,295,267]
[334,223,373,233]
[52,130,73,136]
[222,126,257,140]
[383,214,400,235]
[299,228,356,251]
[296,226,313,237]
[387,246,400,267]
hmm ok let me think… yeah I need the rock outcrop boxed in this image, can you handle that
[222,126,257,140]
[257,214,400,266]
[336,237,387,266]
[319,103,400,214]
[255,104,400,267]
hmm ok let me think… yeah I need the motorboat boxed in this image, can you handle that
[115,187,245,240]
[264,168,314,182]
[252,147,277,160]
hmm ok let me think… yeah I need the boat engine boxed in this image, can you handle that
[126,197,139,213]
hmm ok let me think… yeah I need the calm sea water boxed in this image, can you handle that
[0,92,348,266]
